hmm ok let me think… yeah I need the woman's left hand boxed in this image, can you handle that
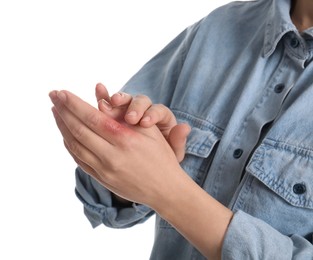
[49,89,187,208]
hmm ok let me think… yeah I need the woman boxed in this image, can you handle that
[50,0,313,258]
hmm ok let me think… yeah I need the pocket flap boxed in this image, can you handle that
[174,110,223,158]
[185,127,220,157]
[247,139,313,209]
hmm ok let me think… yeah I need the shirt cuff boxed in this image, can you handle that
[222,210,313,259]
[75,167,154,228]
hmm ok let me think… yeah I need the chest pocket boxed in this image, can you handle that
[181,127,220,185]
[175,110,223,185]
[243,138,313,240]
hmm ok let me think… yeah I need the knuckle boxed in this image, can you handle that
[86,112,100,128]
[67,139,82,157]
[154,103,168,111]
[134,94,152,104]
[152,104,170,117]
[134,94,147,100]
[119,92,132,99]
[101,154,122,174]
[112,92,132,105]
[72,124,85,139]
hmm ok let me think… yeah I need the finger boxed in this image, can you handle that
[95,83,110,102]
[140,104,177,134]
[96,83,113,112]
[168,124,191,162]
[98,99,113,112]
[110,92,133,107]
[124,95,153,125]
[98,98,127,123]
[98,92,132,119]
[64,141,105,182]
[67,142,132,202]
[49,90,131,145]
[64,141,121,196]
[99,92,132,122]
[65,142,96,175]
[52,106,107,181]
[51,106,103,171]
[50,91,122,168]
[70,150,120,197]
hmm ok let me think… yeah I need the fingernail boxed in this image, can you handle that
[101,99,112,110]
[49,91,58,101]
[57,91,66,102]
[141,116,151,122]
[127,111,137,117]
[117,92,130,98]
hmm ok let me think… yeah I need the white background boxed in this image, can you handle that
[1,1,234,259]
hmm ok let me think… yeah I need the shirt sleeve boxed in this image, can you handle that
[75,167,154,228]
[222,210,313,259]
[121,19,202,105]
[74,20,203,229]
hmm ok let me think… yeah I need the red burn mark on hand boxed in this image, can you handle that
[100,114,133,137]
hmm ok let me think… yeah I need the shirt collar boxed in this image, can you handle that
[263,0,298,57]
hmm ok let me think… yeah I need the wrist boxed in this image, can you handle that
[151,169,233,259]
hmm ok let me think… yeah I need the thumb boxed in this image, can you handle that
[168,123,191,162]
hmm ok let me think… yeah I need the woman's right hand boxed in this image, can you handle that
[95,83,190,162]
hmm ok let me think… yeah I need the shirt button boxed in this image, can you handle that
[233,149,243,159]
[304,59,310,68]
[293,183,306,195]
[274,84,285,93]
[290,38,300,48]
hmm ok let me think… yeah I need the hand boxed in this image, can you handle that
[49,89,187,207]
[49,89,233,259]
[95,83,191,162]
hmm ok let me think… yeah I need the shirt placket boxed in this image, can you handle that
[204,34,307,206]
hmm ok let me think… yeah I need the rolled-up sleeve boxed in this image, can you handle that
[75,167,154,228]
[73,23,202,230]
[222,210,313,259]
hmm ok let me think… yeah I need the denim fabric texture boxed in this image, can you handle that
[75,0,313,258]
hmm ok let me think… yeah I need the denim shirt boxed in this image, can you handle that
[75,0,313,259]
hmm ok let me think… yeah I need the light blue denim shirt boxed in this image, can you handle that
[75,0,313,258]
